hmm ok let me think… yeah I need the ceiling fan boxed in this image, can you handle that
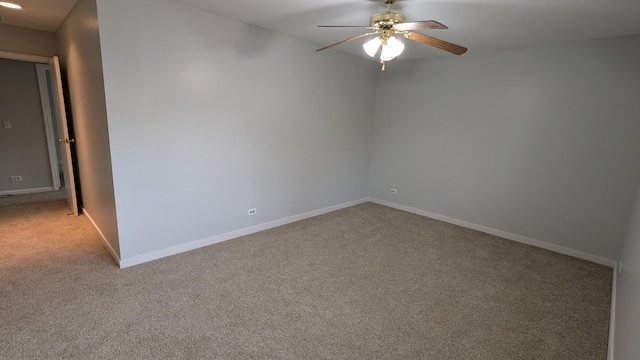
[316,0,467,70]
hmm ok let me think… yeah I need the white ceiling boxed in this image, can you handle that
[0,0,77,31]
[171,0,640,60]
[3,0,640,60]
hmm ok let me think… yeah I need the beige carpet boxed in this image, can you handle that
[0,188,66,204]
[0,194,612,359]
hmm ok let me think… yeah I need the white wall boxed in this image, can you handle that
[614,180,640,359]
[96,0,377,260]
[369,36,640,260]
[0,58,53,192]
[57,0,120,257]
[0,23,58,57]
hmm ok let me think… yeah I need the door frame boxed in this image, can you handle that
[0,50,49,63]
[0,50,76,210]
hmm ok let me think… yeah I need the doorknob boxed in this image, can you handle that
[58,138,75,144]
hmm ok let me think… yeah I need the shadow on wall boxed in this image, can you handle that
[59,67,83,208]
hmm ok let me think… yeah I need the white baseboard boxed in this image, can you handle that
[368,197,616,268]
[119,198,369,268]
[0,187,54,196]
[608,266,617,360]
[82,207,121,267]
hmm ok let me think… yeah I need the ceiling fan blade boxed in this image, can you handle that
[318,25,375,29]
[404,32,467,55]
[395,20,448,31]
[316,33,376,52]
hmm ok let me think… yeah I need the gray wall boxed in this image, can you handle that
[0,58,53,192]
[614,180,640,359]
[96,0,377,260]
[0,23,58,57]
[369,36,640,260]
[57,0,120,257]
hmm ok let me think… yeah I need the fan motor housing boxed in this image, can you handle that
[370,12,406,27]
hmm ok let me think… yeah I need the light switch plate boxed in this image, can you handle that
[3,121,11,129]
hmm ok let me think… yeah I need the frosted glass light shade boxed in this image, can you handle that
[363,37,383,57]
[380,36,405,61]
[0,2,22,8]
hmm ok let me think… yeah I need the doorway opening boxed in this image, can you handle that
[0,51,78,216]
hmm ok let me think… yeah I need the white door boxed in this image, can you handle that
[48,56,78,216]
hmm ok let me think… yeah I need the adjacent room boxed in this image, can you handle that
[1,0,639,358]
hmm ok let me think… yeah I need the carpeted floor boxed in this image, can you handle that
[0,194,612,359]
[0,188,66,205]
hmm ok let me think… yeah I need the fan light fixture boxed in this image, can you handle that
[381,36,405,60]
[363,36,405,61]
[363,37,382,57]
[317,0,467,71]
[0,2,22,9]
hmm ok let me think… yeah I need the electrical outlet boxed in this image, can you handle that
[10,176,22,182]
[248,208,257,216]
[390,188,397,194]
